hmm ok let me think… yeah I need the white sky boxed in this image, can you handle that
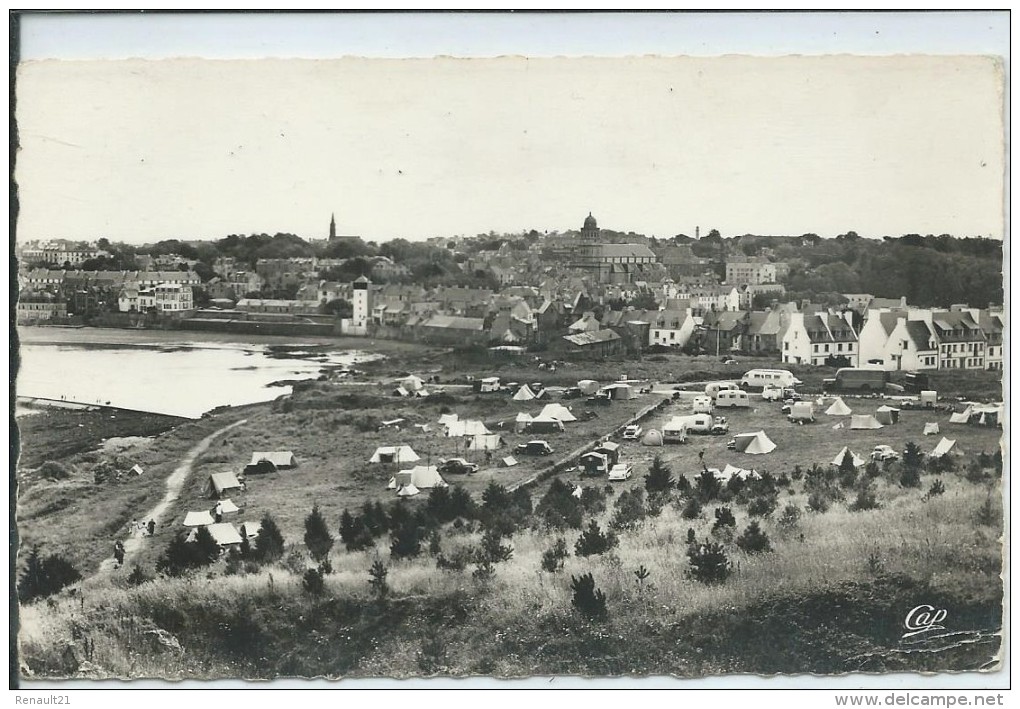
[13,12,1008,245]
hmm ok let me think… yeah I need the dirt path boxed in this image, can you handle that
[98,418,248,574]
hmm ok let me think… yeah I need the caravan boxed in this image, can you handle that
[715,389,750,409]
[662,416,689,444]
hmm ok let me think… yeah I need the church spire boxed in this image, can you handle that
[329,213,336,240]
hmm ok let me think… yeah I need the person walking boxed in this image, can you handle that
[113,540,125,568]
[147,519,156,537]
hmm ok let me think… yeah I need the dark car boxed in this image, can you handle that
[438,458,479,475]
[561,387,583,400]
[516,440,554,456]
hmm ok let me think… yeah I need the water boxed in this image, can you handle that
[15,342,377,419]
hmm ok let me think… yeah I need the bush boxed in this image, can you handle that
[903,442,924,472]
[976,496,999,527]
[694,469,722,502]
[540,538,569,573]
[436,547,472,572]
[644,456,674,495]
[711,506,736,534]
[38,460,71,480]
[18,547,82,603]
[537,478,583,530]
[302,567,325,595]
[303,504,334,563]
[610,488,646,531]
[807,491,831,513]
[477,528,514,564]
[574,520,618,557]
[736,521,772,554]
[390,520,422,559]
[849,482,880,511]
[126,565,152,587]
[687,541,732,585]
[368,559,389,600]
[899,465,922,489]
[746,492,778,518]
[680,496,702,520]
[579,486,607,515]
[252,513,286,564]
[570,572,608,622]
[777,503,802,530]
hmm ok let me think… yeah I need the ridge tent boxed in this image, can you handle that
[949,410,970,424]
[571,485,584,499]
[831,446,866,468]
[731,431,776,455]
[396,484,420,497]
[577,380,600,396]
[414,389,430,398]
[387,465,448,491]
[214,499,240,516]
[930,437,958,458]
[850,415,884,430]
[875,406,900,425]
[368,445,420,464]
[184,510,215,527]
[469,434,503,451]
[244,459,277,476]
[392,386,410,398]
[208,472,242,498]
[719,464,760,482]
[501,455,518,467]
[513,384,537,401]
[514,412,533,433]
[130,464,144,476]
[641,429,664,446]
[250,451,296,469]
[923,422,940,436]
[526,415,565,433]
[445,420,491,437]
[206,522,243,548]
[832,421,845,430]
[825,398,853,416]
[438,413,459,427]
[539,403,577,423]
[240,521,261,539]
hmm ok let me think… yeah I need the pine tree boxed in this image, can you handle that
[390,519,422,559]
[574,520,618,557]
[156,532,195,577]
[644,455,674,495]
[735,520,773,554]
[303,504,334,562]
[253,513,285,564]
[18,546,47,603]
[570,572,609,622]
[193,526,221,565]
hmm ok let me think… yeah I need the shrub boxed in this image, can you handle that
[428,528,443,556]
[368,559,389,601]
[923,479,946,502]
[303,504,334,563]
[252,513,285,564]
[18,547,82,603]
[864,461,881,479]
[848,482,880,512]
[903,442,924,472]
[540,538,569,573]
[807,491,831,513]
[790,465,804,481]
[711,506,736,533]
[570,572,608,622]
[777,503,802,530]
[192,526,221,566]
[965,462,988,483]
[302,567,325,595]
[610,488,646,531]
[976,496,999,527]
[574,520,618,557]
[477,528,514,564]
[339,509,374,552]
[899,465,922,489]
[579,486,607,515]
[537,478,583,530]
[680,496,702,520]
[156,532,197,577]
[126,565,152,587]
[38,460,71,480]
[746,492,778,518]
[472,560,495,581]
[694,469,722,502]
[436,547,472,572]
[686,527,696,544]
[390,520,422,559]
[687,541,732,585]
[736,521,772,554]
[644,455,674,495]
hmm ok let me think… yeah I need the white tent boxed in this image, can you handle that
[923,422,940,436]
[513,384,537,401]
[387,465,448,490]
[393,386,410,398]
[641,429,664,446]
[469,434,503,451]
[832,421,845,430]
[603,383,635,400]
[850,415,884,430]
[402,375,425,392]
[396,484,420,497]
[577,380,600,395]
[130,464,144,476]
[949,411,970,424]
[208,472,242,498]
[514,412,533,433]
[831,446,866,468]
[731,431,777,455]
[501,455,518,467]
[369,445,421,464]
[825,398,852,416]
[250,451,297,468]
[719,463,760,482]
[526,415,565,433]
[184,510,215,527]
[438,413,459,427]
[930,437,958,458]
[214,498,240,516]
[206,522,243,547]
[240,521,261,539]
[445,420,491,437]
[539,403,577,423]
[875,405,900,425]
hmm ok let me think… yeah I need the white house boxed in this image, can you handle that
[781,311,859,366]
[648,309,696,349]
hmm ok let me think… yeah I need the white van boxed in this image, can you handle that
[705,381,740,398]
[740,369,801,391]
[662,417,688,444]
[692,395,714,414]
[715,389,751,408]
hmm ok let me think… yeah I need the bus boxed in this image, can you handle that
[822,368,898,393]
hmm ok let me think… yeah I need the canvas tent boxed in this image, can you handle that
[208,472,242,498]
[949,410,970,424]
[396,484,420,497]
[641,429,664,446]
[240,521,261,539]
[875,405,900,425]
[501,455,518,467]
[438,413,459,427]
[718,463,760,482]
[571,485,583,499]
[513,384,537,401]
[577,380,600,395]
[244,459,277,476]
[392,386,410,398]
[825,398,852,416]
[539,403,577,423]
[923,422,940,436]
[730,431,777,455]
[369,445,420,464]
[206,522,243,548]
[130,464,144,476]
[250,451,296,469]
[850,415,884,430]
[402,375,425,392]
[831,446,866,468]
[930,437,958,458]
[603,383,635,400]
[445,420,491,437]
[214,499,240,516]
[184,510,215,527]
[469,434,503,451]
[387,465,448,491]
[514,412,533,433]
[526,415,565,433]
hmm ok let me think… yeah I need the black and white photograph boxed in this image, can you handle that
[10,11,1009,694]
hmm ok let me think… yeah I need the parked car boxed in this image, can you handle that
[561,387,583,400]
[762,384,784,402]
[516,440,554,456]
[438,458,479,475]
[871,445,899,462]
[722,358,738,365]
[608,463,633,481]
[710,417,730,435]
[587,393,612,406]
[621,425,643,440]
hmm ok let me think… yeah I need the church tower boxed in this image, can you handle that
[579,212,600,267]
[329,213,337,240]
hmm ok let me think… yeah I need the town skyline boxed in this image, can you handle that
[15,55,1005,246]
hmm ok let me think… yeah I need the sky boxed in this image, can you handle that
[13,12,1008,245]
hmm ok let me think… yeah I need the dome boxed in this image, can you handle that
[583,212,597,230]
